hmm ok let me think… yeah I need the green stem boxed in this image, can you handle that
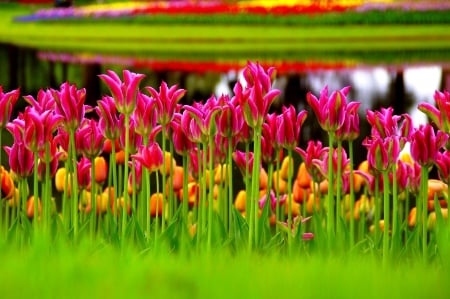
[227,142,234,237]
[182,155,189,227]
[382,170,391,266]
[90,157,96,238]
[196,145,203,248]
[287,148,293,255]
[69,130,79,241]
[62,160,69,232]
[33,152,39,234]
[266,162,274,232]
[391,163,399,255]
[111,141,118,225]
[327,132,335,246]
[348,141,355,247]
[201,142,208,244]
[421,166,429,264]
[336,140,342,237]
[207,136,215,252]
[169,139,175,223]
[44,142,51,237]
[145,170,151,239]
[374,174,381,243]
[121,113,130,246]
[249,126,262,251]
[154,173,160,250]
[161,124,167,232]
[275,149,281,233]
[245,143,251,222]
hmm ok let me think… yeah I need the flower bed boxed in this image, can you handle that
[0,61,448,264]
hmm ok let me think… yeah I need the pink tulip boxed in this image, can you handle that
[275,105,307,150]
[258,190,286,211]
[410,124,448,167]
[77,157,91,190]
[364,136,400,172]
[131,143,164,173]
[4,142,34,179]
[99,70,145,115]
[132,91,158,138]
[336,101,361,141]
[418,90,450,134]
[23,89,55,113]
[233,150,254,176]
[313,147,350,178]
[171,114,195,156]
[0,86,20,129]
[295,140,327,180]
[366,107,412,148]
[217,94,243,138]
[146,81,186,125]
[237,62,280,128]
[76,118,105,159]
[53,82,89,131]
[38,138,61,180]
[96,96,122,141]
[119,118,143,155]
[435,150,450,182]
[306,85,350,132]
[183,96,220,141]
[261,113,279,165]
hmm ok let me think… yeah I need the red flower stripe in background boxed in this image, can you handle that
[37,51,351,74]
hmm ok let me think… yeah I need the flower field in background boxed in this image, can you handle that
[0,62,449,267]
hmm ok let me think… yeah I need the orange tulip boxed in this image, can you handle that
[306,193,320,214]
[427,209,448,230]
[296,162,311,189]
[94,156,108,184]
[1,166,15,199]
[408,207,417,227]
[55,167,72,195]
[285,198,301,217]
[115,150,126,165]
[171,166,184,191]
[273,170,287,194]
[234,190,246,212]
[293,180,308,204]
[150,193,164,217]
[427,179,447,202]
[159,151,177,177]
[27,196,42,219]
[279,156,293,181]
[214,164,230,184]
[259,168,268,190]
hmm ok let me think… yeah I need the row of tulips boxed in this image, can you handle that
[16,1,354,21]
[0,61,449,260]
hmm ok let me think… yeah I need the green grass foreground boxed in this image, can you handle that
[0,240,448,299]
[1,4,449,61]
